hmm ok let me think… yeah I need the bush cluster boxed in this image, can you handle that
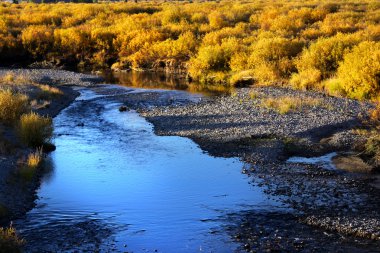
[0,1,379,98]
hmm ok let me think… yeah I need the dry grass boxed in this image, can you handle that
[0,225,24,253]
[19,148,44,180]
[369,102,380,126]
[0,90,29,125]
[27,148,43,169]
[35,84,63,101]
[261,96,323,114]
[19,112,53,147]
[0,72,32,86]
[248,90,259,100]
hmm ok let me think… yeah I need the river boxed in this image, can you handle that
[15,83,278,252]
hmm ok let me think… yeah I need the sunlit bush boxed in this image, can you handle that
[337,41,380,99]
[247,37,304,84]
[292,33,363,88]
[21,25,54,58]
[0,1,379,95]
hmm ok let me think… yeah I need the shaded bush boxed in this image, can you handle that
[19,112,53,147]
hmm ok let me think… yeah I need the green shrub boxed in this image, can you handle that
[0,90,29,125]
[337,41,380,99]
[19,112,53,147]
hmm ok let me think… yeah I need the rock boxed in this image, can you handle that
[119,106,128,112]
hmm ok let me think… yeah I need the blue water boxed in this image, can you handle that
[16,87,277,252]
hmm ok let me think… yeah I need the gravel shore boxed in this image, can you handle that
[1,68,379,251]
[138,86,380,250]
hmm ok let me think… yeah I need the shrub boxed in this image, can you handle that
[19,112,53,147]
[21,25,54,58]
[294,33,363,87]
[0,225,24,253]
[247,37,304,84]
[337,41,380,99]
[323,78,346,97]
[0,90,29,125]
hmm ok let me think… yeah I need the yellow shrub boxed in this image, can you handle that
[337,41,380,99]
[262,96,323,114]
[290,69,322,90]
[247,37,304,84]
[208,11,228,29]
[21,25,54,57]
[0,90,29,124]
[295,33,363,86]
[0,225,24,253]
[19,112,53,147]
[27,148,43,169]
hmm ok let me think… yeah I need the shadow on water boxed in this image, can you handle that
[100,70,234,96]
[15,86,279,252]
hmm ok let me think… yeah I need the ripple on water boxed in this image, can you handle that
[16,87,279,253]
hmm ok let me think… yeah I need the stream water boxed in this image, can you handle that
[15,86,278,252]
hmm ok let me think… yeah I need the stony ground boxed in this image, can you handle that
[138,86,380,251]
[1,69,379,252]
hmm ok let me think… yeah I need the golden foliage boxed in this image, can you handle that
[261,96,323,114]
[0,1,379,97]
[337,41,380,99]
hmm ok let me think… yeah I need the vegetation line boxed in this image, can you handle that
[0,0,379,99]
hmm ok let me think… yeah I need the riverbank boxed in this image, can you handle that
[138,87,380,250]
[0,69,103,225]
[1,68,379,252]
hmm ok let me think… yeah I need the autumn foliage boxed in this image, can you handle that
[0,0,379,98]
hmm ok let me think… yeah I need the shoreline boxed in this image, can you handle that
[0,69,103,226]
[0,68,379,251]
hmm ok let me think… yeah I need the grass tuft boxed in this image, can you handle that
[0,90,29,125]
[0,225,24,253]
[19,112,53,147]
[0,72,32,86]
[261,96,323,114]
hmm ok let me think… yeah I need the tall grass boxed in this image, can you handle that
[19,112,53,147]
[0,90,29,125]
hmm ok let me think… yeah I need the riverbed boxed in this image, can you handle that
[15,87,280,252]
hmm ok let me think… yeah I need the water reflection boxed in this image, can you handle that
[101,70,234,96]
[16,87,276,252]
